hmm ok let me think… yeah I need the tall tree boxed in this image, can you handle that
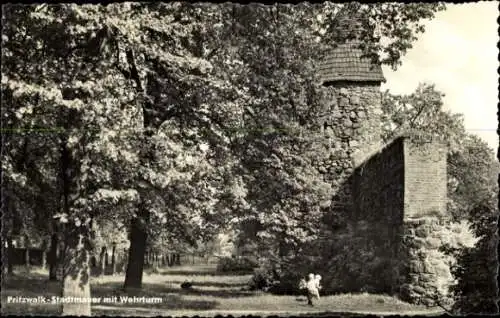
[3,4,142,314]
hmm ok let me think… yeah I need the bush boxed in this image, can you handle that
[451,205,499,314]
[248,267,276,291]
[216,256,259,273]
[248,261,304,295]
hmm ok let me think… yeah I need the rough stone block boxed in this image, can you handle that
[419,274,433,283]
[408,260,424,272]
[332,110,342,119]
[339,97,349,107]
[420,297,435,306]
[329,98,338,108]
[415,225,431,237]
[425,237,441,249]
[433,262,452,278]
[325,127,335,138]
[409,274,420,284]
[349,140,359,148]
[413,285,427,295]
[412,237,427,248]
[350,95,360,105]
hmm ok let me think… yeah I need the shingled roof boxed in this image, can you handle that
[317,41,386,85]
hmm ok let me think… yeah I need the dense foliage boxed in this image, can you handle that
[216,256,259,274]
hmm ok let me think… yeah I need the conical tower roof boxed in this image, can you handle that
[318,10,385,85]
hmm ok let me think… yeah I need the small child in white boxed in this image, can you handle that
[314,274,322,300]
[305,273,317,306]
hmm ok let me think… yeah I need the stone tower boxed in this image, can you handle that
[315,12,385,218]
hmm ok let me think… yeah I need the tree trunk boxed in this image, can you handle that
[25,248,31,271]
[105,249,109,267]
[42,251,47,270]
[41,237,49,270]
[146,251,150,267]
[49,233,59,281]
[122,74,156,288]
[124,206,148,289]
[122,248,128,273]
[1,240,7,278]
[58,129,92,315]
[61,229,91,316]
[7,236,14,274]
[99,246,107,276]
[2,236,13,276]
[110,244,116,275]
[154,253,159,269]
[23,234,31,270]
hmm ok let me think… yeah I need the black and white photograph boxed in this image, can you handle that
[1,1,498,316]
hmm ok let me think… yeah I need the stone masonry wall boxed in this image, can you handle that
[315,82,383,220]
[314,81,449,303]
[319,134,449,302]
[353,137,405,224]
[399,217,454,305]
[343,138,406,294]
[316,82,388,294]
[348,137,448,303]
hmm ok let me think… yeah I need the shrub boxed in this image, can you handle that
[248,258,309,295]
[216,256,259,273]
[451,205,499,314]
[248,267,277,291]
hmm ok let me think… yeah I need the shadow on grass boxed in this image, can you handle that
[160,270,254,276]
[1,272,60,297]
[166,280,249,289]
[1,272,62,316]
[1,303,62,316]
[93,281,254,301]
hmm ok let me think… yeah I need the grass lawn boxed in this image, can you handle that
[1,265,444,316]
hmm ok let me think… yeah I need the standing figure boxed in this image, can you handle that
[305,273,318,306]
[314,274,322,300]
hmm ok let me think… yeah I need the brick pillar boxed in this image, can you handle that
[397,138,449,305]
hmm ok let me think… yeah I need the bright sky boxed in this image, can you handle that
[381,2,499,151]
